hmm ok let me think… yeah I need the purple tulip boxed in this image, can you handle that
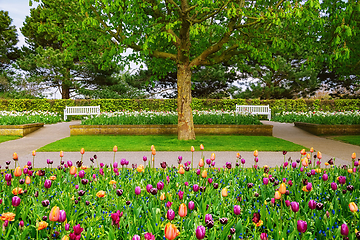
[132,235,141,240]
[73,224,83,235]
[58,210,66,222]
[178,191,184,200]
[188,201,195,210]
[284,162,288,167]
[311,169,315,175]
[206,159,211,165]
[44,179,52,189]
[65,223,70,231]
[331,182,338,190]
[306,182,312,191]
[354,161,359,167]
[234,205,241,215]
[241,158,245,164]
[135,186,141,195]
[12,196,21,207]
[308,200,316,210]
[146,184,153,193]
[167,209,175,220]
[23,168,28,174]
[195,225,206,239]
[67,161,72,167]
[263,178,269,185]
[322,174,328,181]
[297,220,307,233]
[157,181,164,190]
[290,202,299,212]
[19,220,24,227]
[292,162,297,168]
[211,161,215,167]
[142,156,147,162]
[205,214,213,222]
[196,169,201,175]
[285,200,291,207]
[341,223,349,236]
[27,161,32,166]
[193,184,199,192]
[208,178,213,184]
[300,167,304,172]
[339,176,346,185]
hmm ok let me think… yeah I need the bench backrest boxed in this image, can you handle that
[236,105,270,114]
[65,106,100,114]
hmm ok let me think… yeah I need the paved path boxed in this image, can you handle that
[0,120,355,169]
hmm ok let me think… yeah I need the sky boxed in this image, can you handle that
[0,0,39,47]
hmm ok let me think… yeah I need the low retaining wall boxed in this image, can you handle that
[0,123,44,136]
[294,122,360,135]
[70,124,273,136]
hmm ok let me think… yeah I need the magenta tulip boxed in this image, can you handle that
[144,233,155,240]
[234,205,241,215]
[188,201,195,210]
[113,162,118,168]
[331,182,338,190]
[78,170,85,178]
[207,178,213,184]
[193,184,199,192]
[67,161,72,167]
[205,214,213,222]
[290,202,299,212]
[297,220,307,233]
[143,156,147,162]
[12,196,21,207]
[156,181,164,190]
[322,174,328,181]
[285,200,290,207]
[306,182,312,191]
[58,210,66,222]
[341,223,349,236]
[132,235,140,240]
[292,162,297,168]
[195,225,206,239]
[44,179,52,189]
[146,184,153,193]
[308,200,317,210]
[65,223,70,231]
[260,233,268,240]
[339,176,346,185]
[167,209,175,220]
[135,186,141,195]
[263,178,269,185]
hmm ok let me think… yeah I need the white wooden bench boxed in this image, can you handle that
[64,106,100,120]
[236,105,271,120]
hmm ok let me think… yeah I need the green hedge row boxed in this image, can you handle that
[1,99,360,114]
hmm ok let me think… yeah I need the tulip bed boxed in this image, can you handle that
[1,149,360,240]
[273,111,360,125]
[81,110,261,125]
[0,111,62,125]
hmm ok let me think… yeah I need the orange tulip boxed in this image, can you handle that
[349,202,358,213]
[0,212,15,221]
[178,203,187,217]
[302,158,309,167]
[221,188,228,197]
[109,180,117,185]
[37,221,48,230]
[32,150,36,156]
[324,162,329,166]
[306,153,310,159]
[137,165,144,173]
[164,222,179,240]
[12,187,23,195]
[14,167,22,177]
[152,148,156,155]
[348,169,353,174]
[352,152,356,159]
[317,151,322,159]
[113,145,118,152]
[160,193,166,201]
[300,149,306,155]
[49,206,60,221]
[253,150,258,157]
[279,183,286,194]
[69,166,77,175]
[310,147,314,153]
[191,146,195,152]
[96,190,106,198]
[62,236,69,240]
[13,152,18,161]
[80,148,85,155]
[151,145,155,151]
[210,153,215,161]
[200,144,204,150]
[201,170,207,178]
[236,153,240,158]
[49,176,56,181]
[178,167,185,175]
[60,151,64,158]
[199,158,204,167]
[25,176,31,185]
[274,191,281,200]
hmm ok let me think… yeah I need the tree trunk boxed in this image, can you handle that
[177,64,195,140]
[61,84,70,99]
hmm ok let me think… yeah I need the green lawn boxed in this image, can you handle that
[0,136,21,143]
[37,135,306,152]
[330,135,360,147]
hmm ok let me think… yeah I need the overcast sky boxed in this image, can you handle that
[0,0,39,47]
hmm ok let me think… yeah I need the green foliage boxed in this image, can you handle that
[0,110,61,125]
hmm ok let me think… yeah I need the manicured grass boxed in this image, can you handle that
[37,135,306,152]
[0,135,21,143]
[330,135,360,147]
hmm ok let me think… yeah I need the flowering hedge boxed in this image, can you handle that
[273,111,360,125]
[0,111,62,125]
[80,110,261,125]
[1,148,360,240]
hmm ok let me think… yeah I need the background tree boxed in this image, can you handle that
[0,10,19,92]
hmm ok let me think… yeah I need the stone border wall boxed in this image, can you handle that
[70,124,273,136]
[294,122,360,135]
[0,123,44,136]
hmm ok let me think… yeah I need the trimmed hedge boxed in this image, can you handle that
[1,99,360,115]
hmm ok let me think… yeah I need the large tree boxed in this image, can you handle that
[0,10,19,91]
[39,0,332,139]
